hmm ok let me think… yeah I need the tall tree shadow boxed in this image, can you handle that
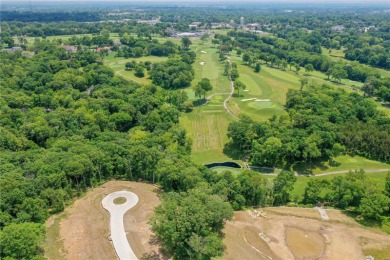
[223,141,244,160]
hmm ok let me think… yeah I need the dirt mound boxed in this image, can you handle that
[223,207,390,260]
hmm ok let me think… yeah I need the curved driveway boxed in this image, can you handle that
[102,191,139,260]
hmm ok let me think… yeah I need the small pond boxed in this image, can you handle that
[204,162,242,169]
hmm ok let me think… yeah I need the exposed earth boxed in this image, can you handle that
[45,181,162,260]
[223,207,390,260]
[45,182,390,260]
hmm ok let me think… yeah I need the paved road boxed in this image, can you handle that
[102,191,139,260]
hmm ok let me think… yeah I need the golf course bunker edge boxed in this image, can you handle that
[102,190,139,260]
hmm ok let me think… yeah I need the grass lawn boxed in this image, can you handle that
[321,47,346,60]
[44,213,67,260]
[104,52,168,85]
[180,95,235,164]
[227,56,300,121]
[188,45,231,99]
[180,42,236,165]
[210,166,243,174]
[292,155,390,175]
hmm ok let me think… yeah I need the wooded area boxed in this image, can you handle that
[1,3,389,259]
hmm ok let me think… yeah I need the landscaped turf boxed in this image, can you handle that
[226,54,299,121]
[180,42,237,164]
[180,96,234,164]
[104,52,168,85]
[292,155,390,175]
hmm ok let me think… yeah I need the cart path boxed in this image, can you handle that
[224,59,239,120]
[247,165,390,177]
[102,191,139,260]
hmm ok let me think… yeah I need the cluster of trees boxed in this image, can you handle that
[149,52,196,89]
[194,78,213,99]
[1,35,281,260]
[227,84,390,168]
[223,61,248,96]
[225,31,388,86]
[0,39,197,259]
[118,33,179,57]
[345,43,390,69]
[151,168,299,259]
[304,170,390,220]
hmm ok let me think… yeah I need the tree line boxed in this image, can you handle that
[227,84,390,168]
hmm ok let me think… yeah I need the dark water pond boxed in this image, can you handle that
[204,162,241,169]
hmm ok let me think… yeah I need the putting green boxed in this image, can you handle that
[248,101,274,108]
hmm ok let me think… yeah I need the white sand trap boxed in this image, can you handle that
[255,99,271,102]
[200,62,205,65]
[243,89,250,92]
[201,51,207,53]
[242,98,257,102]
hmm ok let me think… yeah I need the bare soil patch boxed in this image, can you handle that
[285,227,325,259]
[45,181,162,260]
[223,207,390,260]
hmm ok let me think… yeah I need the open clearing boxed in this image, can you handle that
[44,181,162,260]
[222,207,390,260]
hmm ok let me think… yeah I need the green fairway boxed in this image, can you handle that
[226,55,299,121]
[292,155,390,175]
[104,52,168,85]
[210,166,242,174]
[180,96,234,164]
[180,42,236,165]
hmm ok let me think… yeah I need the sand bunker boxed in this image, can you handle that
[243,89,250,92]
[242,98,271,102]
[201,51,207,53]
[200,62,205,65]
[242,98,257,102]
[285,227,326,259]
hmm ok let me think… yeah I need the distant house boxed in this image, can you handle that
[62,45,77,52]
[331,25,345,31]
[137,17,161,26]
[1,46,23,52]
[211,23,225,29]
[247,23,261,30]
[173,32,204,38]
[113,40,122,46]
[96,46,112,52]
[248,30,268,35]
[189,22,202,29]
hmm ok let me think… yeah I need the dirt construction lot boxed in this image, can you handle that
[223,207,390,260]
[45,181,162,260]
